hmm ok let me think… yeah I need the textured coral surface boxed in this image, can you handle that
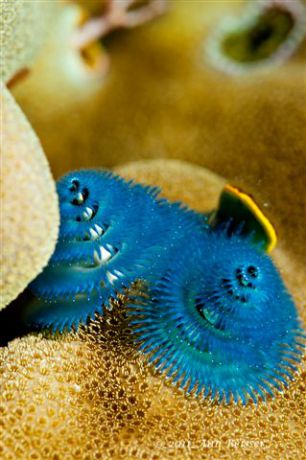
[1,0,59,83]
[1,160,305,460]
[0,86,59,310]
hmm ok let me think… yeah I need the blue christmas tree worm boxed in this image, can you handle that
[25,169,206,331]
[128,228,304,404]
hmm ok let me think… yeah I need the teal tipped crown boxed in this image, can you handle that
[28,169,206,331]
[128,229,304,404]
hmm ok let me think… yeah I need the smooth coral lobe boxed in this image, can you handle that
[27,169,206,331]
[128,230,304,404]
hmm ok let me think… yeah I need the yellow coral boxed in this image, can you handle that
[0,85,59,310]
[0,0,60,83]
[0,160,305,459]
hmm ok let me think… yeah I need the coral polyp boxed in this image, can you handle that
[128,229,304,404]
[206,0,306,74]
[27,169,206,331]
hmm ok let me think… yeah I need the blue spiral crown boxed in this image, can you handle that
[128,229,305,404]
[27,169,206,331]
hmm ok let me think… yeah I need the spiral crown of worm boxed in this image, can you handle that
[128,230,305,404]
[28,169,206,331]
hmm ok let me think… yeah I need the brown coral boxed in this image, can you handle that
[1,0,59,83]
[1,160,305,460]
[0,85,59,310]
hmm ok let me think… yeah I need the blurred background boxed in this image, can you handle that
[10,0,306,265]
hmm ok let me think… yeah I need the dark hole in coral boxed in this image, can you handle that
[0,290,35,347]
[221,7,295,63]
